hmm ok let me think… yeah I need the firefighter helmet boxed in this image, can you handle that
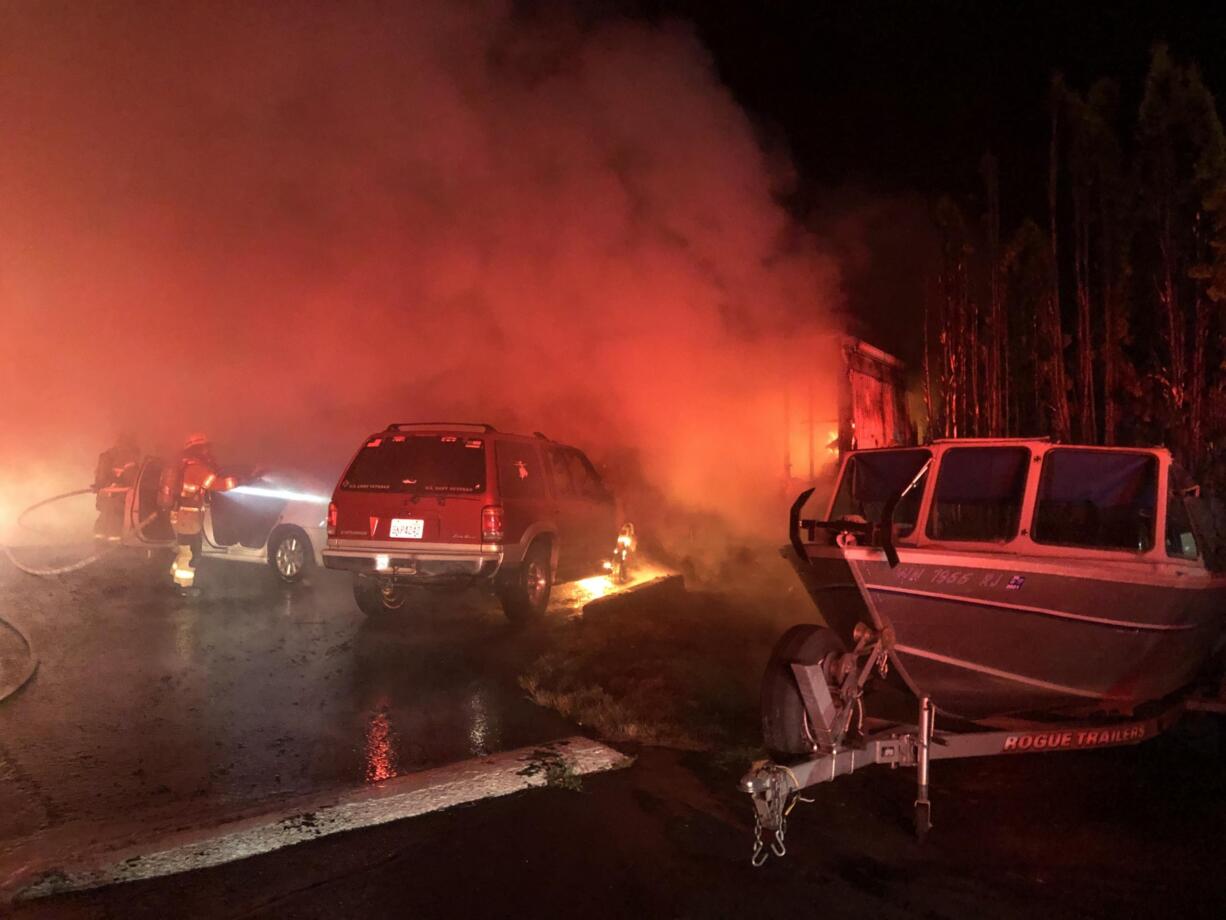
[184,432,210,449]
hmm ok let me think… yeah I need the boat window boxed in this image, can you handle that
[830,449,930,538]
[1165,493,1199,559]
[1185,494,1226,572]
[927,447,1029,542]
[1033,450,1157,551]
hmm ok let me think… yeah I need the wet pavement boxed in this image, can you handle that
[15,734,1226,920]
[5,549,1226,918]
[0,549,577,873]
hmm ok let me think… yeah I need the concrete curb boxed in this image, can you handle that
[7,736,630,903]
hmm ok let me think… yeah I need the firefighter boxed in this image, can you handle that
[160,433,221,591]
[92,432,140,541]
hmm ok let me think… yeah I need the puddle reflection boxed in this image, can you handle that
[364,701,398,783]
[468,686,492,756]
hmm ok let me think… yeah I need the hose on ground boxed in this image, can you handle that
[3,487,163,577]
[0,613,38,703]
[16,488,97,536]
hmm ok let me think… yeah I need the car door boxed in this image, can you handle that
[495,440,549,551]
[561,448,617,571]
[130,458,175,544]
[544,445,586,578]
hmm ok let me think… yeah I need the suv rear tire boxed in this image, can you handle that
[353,574,410,618]
[499,541,552,624]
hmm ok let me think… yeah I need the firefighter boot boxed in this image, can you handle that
[172,544,196,589]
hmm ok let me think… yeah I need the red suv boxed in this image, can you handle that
[323,423,620,621]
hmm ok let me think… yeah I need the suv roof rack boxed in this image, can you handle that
[386,422,497,433]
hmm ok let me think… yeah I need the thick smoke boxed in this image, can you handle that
[0,1,842,550]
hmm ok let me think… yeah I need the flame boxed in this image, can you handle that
[574,574,615,602]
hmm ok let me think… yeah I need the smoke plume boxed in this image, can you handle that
[0,1,843,550]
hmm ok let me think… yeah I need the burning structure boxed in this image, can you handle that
[781,337,913,497]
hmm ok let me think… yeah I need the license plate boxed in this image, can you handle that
[388,518,425,539]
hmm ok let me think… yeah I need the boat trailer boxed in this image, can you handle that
[741,627,1226,865]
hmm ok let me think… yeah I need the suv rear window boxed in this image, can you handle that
[341,435,486,494]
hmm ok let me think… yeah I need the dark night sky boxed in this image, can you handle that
[636,1,1226,203]
[609,1,1226,360]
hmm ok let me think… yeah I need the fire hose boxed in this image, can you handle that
[0,612,38,704]
[0,488,162,703]
[2,488,160,578]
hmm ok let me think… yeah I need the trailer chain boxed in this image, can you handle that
[752,813,788,867]
[750,764,799,867]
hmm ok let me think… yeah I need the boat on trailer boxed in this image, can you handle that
[743,438,1226,861]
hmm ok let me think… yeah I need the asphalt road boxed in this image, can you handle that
[14,732,1226,920]
[4,547,1226,919]
[0,548,575,885]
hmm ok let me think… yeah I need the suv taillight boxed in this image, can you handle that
[327,501,337,537]
[482,505,504,543]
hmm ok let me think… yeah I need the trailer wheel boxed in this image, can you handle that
[761,624,846,760]
[353,574,409,618]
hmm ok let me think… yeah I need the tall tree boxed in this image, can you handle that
[1047,74,1072,441]
[1136,45,1226,469]
[981,151,1006,436]
[1064,87,1101,443]
[1084,79,1132,446]
[1003,220,1057,438]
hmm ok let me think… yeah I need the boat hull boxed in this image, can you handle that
[794,545,1226,722]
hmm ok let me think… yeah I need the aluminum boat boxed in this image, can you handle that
[789,438,1226,722]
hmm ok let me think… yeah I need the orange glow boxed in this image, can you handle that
[0,4,844,556]
[556,560,677,613]
[575,574,615,602]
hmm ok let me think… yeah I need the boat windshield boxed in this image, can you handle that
[927,446,1030,542]
[831,449,930,537]
[1183,493,1226,571]
[1033,449,1157,551]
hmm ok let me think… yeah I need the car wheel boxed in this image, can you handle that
[499,541,552,624]
[270,528,311,584]
[353,574,410,618]
[761,624,847,760]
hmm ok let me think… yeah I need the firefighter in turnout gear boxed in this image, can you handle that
[92,432,140,541]
[160,433,222,590]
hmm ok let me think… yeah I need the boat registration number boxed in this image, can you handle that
[893,564,1010,589]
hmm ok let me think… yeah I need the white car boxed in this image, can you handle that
[123,458,330,584]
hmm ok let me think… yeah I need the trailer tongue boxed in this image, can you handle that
[743,688,1226,864]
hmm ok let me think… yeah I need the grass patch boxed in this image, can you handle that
[522,582,807,751]
[516,746,585,791]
